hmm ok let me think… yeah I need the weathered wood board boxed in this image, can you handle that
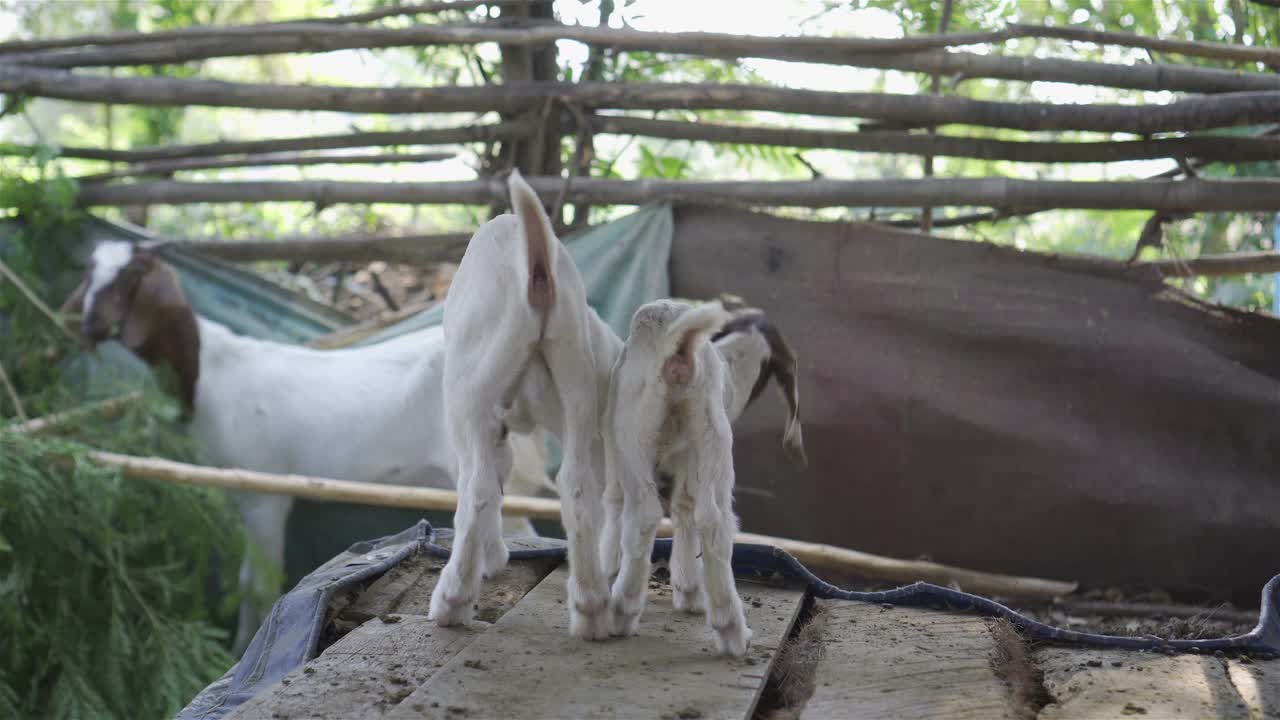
[1227,659,1280,720]
[384,567,805,720]
[1036,648,1251,719]
[229,550,559,720]
[803,600,1016,719]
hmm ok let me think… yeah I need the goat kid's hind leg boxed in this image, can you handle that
[695,438,752,656]
[430,421,508,626]
[668,484,705,614]
[598,440,625,587]
[607,451,663,637]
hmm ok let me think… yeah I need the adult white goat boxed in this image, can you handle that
[62,242,554,655]
[429,170,806,644]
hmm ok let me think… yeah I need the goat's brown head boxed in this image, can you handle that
[62,241,200,410]
[711,297,807,469]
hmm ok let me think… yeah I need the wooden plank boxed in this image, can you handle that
[1036,648,1250,719]
[229,549,560,720]
[385,567,805,720]
[804,601,1016,719]
[1226,658,1280,720]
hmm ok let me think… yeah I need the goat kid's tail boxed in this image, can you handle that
[508,169,557,318]
[660,303,732,387]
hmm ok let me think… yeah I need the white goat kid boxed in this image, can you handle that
[604,300,753,656]
[429,170,617,639]
[64,242,553,655]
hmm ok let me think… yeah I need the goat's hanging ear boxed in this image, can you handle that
[121,257,186,351]
[758,322,806,468]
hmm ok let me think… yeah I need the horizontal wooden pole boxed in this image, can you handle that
[182,232,471,264]
[1138,250,1280,277]
[3,65,1280,133]
[68,447,1075,599]
[77,150,455,181]
[0,120,530,163]
[1007,22,1280,66]
[590,116,1280,164]
[70,177,1280,212]
[0,1,524,54]
[10,22,1276,96]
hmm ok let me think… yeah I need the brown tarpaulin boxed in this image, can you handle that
[670,205,1280,601]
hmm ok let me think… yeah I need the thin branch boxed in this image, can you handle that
[586,116,1280,164]
[0,358,27,422]
[0,1,531,54]
[10,23,1279,95]
[1137,250,1280,277]
[69,176,1280,213]
[0,256,79,342]
[71,447,1077,599]
[76,150,455,182]
[5,391,142,436]
[3,66,1279,132]
[179,232,472,264]
[0,120,531,163]
[1007,22,1280,66]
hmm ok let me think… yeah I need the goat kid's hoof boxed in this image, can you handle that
[480,538,510,580]
[608,594,646,637]
[672,584,705,614]
[428,575,474,627]
[713,620,753,658]
[568,585,611,641]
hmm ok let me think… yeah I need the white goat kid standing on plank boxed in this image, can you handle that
[62,241,554,656]
[429,169,616,638]
[604,299,753,656]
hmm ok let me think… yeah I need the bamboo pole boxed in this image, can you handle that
[4,65,1280,133]
[69,176,1280,213]
[63,448,1077,599]
[10,23,1279,96]
[76,150,455,182]
[0,120,532,163]
[180,232,470,264]
[4,392,143,436]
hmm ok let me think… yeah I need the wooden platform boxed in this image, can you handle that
[229,550,1280,720]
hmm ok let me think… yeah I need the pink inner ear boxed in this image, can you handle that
[662,355,692,386]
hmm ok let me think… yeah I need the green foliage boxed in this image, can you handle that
[0,399,240,720]
[0,144,242,720]
[0,150,85,420]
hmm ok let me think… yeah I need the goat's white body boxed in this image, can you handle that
[603,301,752,656]
[428,198,621,639]
[187,317,551,654]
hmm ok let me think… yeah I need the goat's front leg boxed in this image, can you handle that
[232,493,293,657]
[668,484,705,614]
[608,463,663,637]
[430,422,509,626]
